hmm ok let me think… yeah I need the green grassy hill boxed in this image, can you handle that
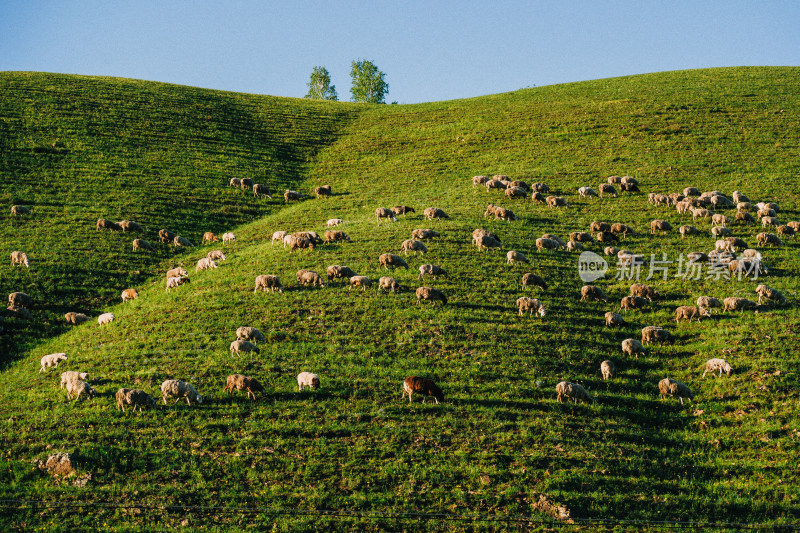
[1,67,799,531]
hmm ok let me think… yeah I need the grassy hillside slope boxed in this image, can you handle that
[1,67,799,531]
[0,72,358,361]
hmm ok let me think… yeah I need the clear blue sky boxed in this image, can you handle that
[2,1,798,104]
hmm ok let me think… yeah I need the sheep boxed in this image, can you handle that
[710,195,735,209]
[240,178,254,189]
[202,232,219,244]
[756,232,783,247]
[546,196,567,208]
[418,264,447,280]
[160,380,202,405]
[757,208,777,219]
[621,338,647,358]
[610,223,634,237]
[206,250,226,262]
[116,388,157,412]
[531,191,546,203]
[590,221,612,233]
[349,276,372,291]
[556,381,592,403]
[516,297,546,317]
[97,312,114,326]
[271,230,288,245]
[412,228,440,240]
[414,286,447,306]
[679,225,700,238]
[605,311,625,327]
[486,179,507,191]
[735,211,755,223]
[254,275,283,293]
[388,206,415,219]
[578,186,598,198]
[650,220,672,235]
[8,291,33,309]
[484,204,501,219]
[378,276,402,293]
[66,380,97,401]
[298,372,321,391]
[40,353,68,372]
[683,186,700,197]
[472,228,501,246]
[712,214,730,227]
[230,339,260,357]
[379,253,409,270]
[400,239,428,255]
[375,207,397,223]
[327,218,343,227]
[642,326,671,344]
[522,273,547,290]
[494,207,518,221]
[224,374,266,400]
[676,200,694,214]
[761,216,781,229]
[402,376,444,404]
[424,207,449,221]
[703,358,733,378]
[777,225,796,238]
[11,205,30,216]
[788,221,800,231]
[65,312,89,326]
[711,226,732,238]
[570,231,594,243]
[737,201,753,212]
[506,250,529,265]
[757,201,780,213]
[314,185,332,198]
[723,237,748,251]
[96,218,122,231]
[60,371,89,388]
[284,190,302,202]
[620,182,640,192]
[630,283,660,301]
[253,183,272,198]
[287,234,315,252]
[604,246,620,256]
[229,178,241,188]
[475,234,502,251]
[607,176,622,184]
[531,182,550,193]
[697,296,723,313]
[536,237,561,251]
[158,229,177,243]
[222,232,236,244]
[755,285,786,305]
[732,191,750,204]
[118,220,143,233]
[599,184,617,197]
[326,265,357,283]
[132,239,153,252]
[121,288,138,302]
[564,240,582,252]
[648,193,672,206]
[173,235,194,247]
[472,175,490,188]
[236,326,265,343]
[324,230,351,244]
[195,257,218,272]
[601,360,615,380]
[658,378,693,405]
[620,296,649,311]
[617,251,645,266]
[580,285,608,303]
[10,251,29,268]
[710,250,736,266]
[692,208,712,220]
[7,306,32,320]
[505,186,527,199]
[675,306,711,323]
[166,276,190,291]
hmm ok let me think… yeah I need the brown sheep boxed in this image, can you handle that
[284,190,302,202]
[590,221,612,233]
[642,326,671,344]
[118,220,143,233]
[403,376,444,404]
[414,287,447,306]
[610,223,634,237]
[756,233,783,247]
[254,275,283,293]
[379,253,409,270]
[675,306,711,323]
[516,297,546,317]
[418,264,447,280]
[658,378,693,405]
[650,220,672,235]
[121,288,138,302]
[599,183,617,197]
[240,178,254,189]
[472,228,501,247]
[679,225,700,238]
[375,207,397,223]
[391,205,415,217]
[326,265,357,283]
[411,228,440,240]
[605,311,625,327]
[600,360,615,380]
[378,276,402,293]
[556,381,592,403]
[621,338,647,358]
[531,183,549,193]
[349,276,372,291]
[580,285,608,303]
[132,239,153,252]
[620,295,649,311]
[755,285,786,305]
[506,250,529,264]
[224,374,266,400]
[505,186,527,199]
[569,231,594,243]
[253,183,271,198]
[630,283,660,301]
[202,232,219,244]
[400,239,428,255]
[595,231,618,243]
[65,312,89,325]
[159,228,177,243]
[324,230,351,244]
[423,207,449,221]
[297,270,325,287]
[314,185,332,197]
[11,205,31,216]
[522,273,547,290]
[546,196,567,208]
[97,218,122,231]
[10,251,29,268]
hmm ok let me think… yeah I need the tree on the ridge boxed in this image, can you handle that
[305,66,338,101]
[349,59,388,104]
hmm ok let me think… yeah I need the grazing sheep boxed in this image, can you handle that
[224,374,266,400]
[10,251,29,268]
[378,276,402,293]
[118,220,143,233]
[297,372,321,390]
[683,186,700,197]
[737,201,753,212]
[692,208,712,220]
[675,306,711,323]
[676,200,694,214]
[115,388,156,412]
[375,207,397,223]
[531,191,546,203]
[423,207,449,221]
[531,183,550,193]
[40,353,68,372]
[580,285,608,303]
[710,195,735,209]
[65,312,89,326]
[522,273,547,290]
[658,378,693,405]
[379,253,409,270]
[166,276,190,291]
[777,225,795,238]
[196,257,218,272]
[418,264,447,280]
[599,184,617,197]
[158,229,177,243]
[7,306,32,320]
[505,186,527,199]
[96,218,122,231]
[620,182,640,192]
[97,312,114,326]
[286,234,315,252]
[610,223,634,236]
[472,228,502,247]
[756,232,783,247]
[202,232,219,244]
[173,235,194,247]
[642,326,671,344]
[757,208,777,220]
[620,296,649,311]
[412,228,440,240]
[590,221,612,233]
[536,237,561,251]
[222,232,236,244]
[254,275,283,293]
[556,381,592,404]
[506,250,529,264]
[486,179,507,191]
[711,226,732,238]
[326,265,357,283]
[617,251,645,266]
[284,190,302,203]
[400,239,428,255]
[236,326,265,343]
[712,214,730,227]
[253,183,271,198]
[755,285,786,305]
[8,292,32,308]
[66,380,97,401]
[723,237,748,251]
[230,339,260,357]
[570,231,594,243]
[207,250,226,262]
[607,176,622,184]
[605,311,625,327]
[697,296,723,313]
[121,288,138,302]
[679,225,700,238]
[703,358,733,378]
[295,270,323,288]
[788,221,800,231]
[240,178,254,189]
[327,218,343,227]
[414,286,447,306]
[546,195,567,208]
[604,246,620,256]
[60,371,88,388]
[314,185,332,197]
[601,360,615,380]
[509,180,529,190]
[132,239,153,252]
[472,175,490,188]
[494,207,518,221]
[271,230,288,245]
[324,230,351,244]
[732,191,750,204]
[160,380,202,405]
[578,186,598,198]
[687,251,708,263]
[595,231,618,243]
[484,204,500,218]
[757,201,780,213]
[229,178,241,188]
[735,211,755,223]
[630,284,660,301]
[621,338,647,358]
[761,216,781,229]
[710,250,736,266]
[650,220,672,235]
[349,276,372,291]
[516,297,546,317]
[403,376,444,404]
[565,241,584,252]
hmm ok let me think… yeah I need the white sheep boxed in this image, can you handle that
[66,380,97,401]
[160,379,202,405]
[271,230,288,245]
[40,353,67,372]
[166,267,188,278]
[297,372,321,391]
[222,232,236,244]
[516,297,546,317]
[230,339,260,356]
[97,313,115,326]
[621,338,646,358]
[703,358,733,378]
[400,239,428,255]
[166,276,191,291]
[506,250,529,264]
[60,371,89,389]
[196,257,218,272]
[327,218,343,227]
[207,250,226,261]
[254,275,283,293]
[556,381,592,403]
[10,251,29,268]
[658,378,693,405]
[600,360,615,380]
[236,326,265,343]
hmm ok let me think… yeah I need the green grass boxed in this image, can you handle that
[1,67,799,531]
